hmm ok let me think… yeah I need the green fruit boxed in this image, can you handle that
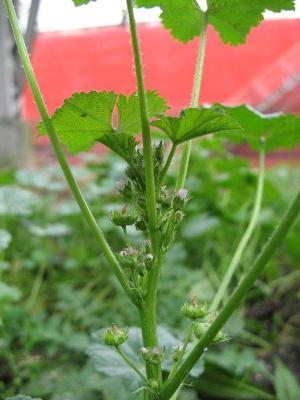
[102,324,128,346]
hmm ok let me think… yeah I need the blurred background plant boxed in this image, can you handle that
[1,136,299,399]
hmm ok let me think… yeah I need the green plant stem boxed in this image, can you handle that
[159,143,177,185]
[126,0,159,256]
[116,346,148,384]
[210,145,265,311]
[4,0,137,308]
[160,185,300,399]
[176,13,208,191]
[126,0,162,388]
[168,324,193,379]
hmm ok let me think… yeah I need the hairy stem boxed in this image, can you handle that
[126,0,162,388]
[159,143,177,185]
[160,185,300,399]
[126,0,159,256]
[116,346,148,384]
[176,13,208,191]
[4,0,137,307]
[210,144,265,311]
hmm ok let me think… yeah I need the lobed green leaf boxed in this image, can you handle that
[136,0,295,45]
[152,107,243,144]
[217,104,300,151]
[39,91,168,154]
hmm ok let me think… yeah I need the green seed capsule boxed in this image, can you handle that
[102,324,128,346]
[181,298,208,320]
[111,207,137,227]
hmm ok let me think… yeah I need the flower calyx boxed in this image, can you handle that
[181,297,208,320]
[111,205,137,227]
[102,324,128,347]
[118,247,138,269]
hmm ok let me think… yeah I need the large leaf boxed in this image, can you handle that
[217,104,300,151]
[136,0,295,45]
[39,91,168,153]
[274,358,300,400]
[152,107,243,145]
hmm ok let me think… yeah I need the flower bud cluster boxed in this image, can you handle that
[102,324,128,347]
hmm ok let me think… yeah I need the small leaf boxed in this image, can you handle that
[217,104,300,151]
[136,0,295,45]
[274,358,300,400]
[152,107,242,145]
[0,229,12,251]
[72,0,97,6]
[99,134,138,163]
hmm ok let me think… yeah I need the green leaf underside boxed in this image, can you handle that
[151,107,243,144]
[99,134,138,163]
[136,0,295,45]
[72,0,97,6]
[39,91,168,153]
[217,104,300,151]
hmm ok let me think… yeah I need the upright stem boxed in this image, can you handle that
[176,13,208,191]
[210,144,265,311]
[160,185,300,399]
[126,0,159,256]
[4,0,137,307]
[126,0,162,389]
